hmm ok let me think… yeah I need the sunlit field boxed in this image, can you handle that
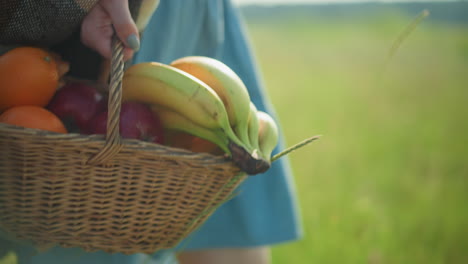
[242,5,468,264]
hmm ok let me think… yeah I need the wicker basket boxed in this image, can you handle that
[0,40,246,254]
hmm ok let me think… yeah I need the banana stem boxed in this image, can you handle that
[224,125,251,151]
[271,135,321,162]
[229,142,270,175]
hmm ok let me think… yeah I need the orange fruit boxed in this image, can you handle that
[164,130,193,149]
[0,47,60,111]
[164,130,223,155]
[0,105,67,133]
[190,136,224,155]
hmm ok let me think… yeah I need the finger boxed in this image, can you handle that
[123,47,134,61]
[80,8,114,59]
[100,0,140,51]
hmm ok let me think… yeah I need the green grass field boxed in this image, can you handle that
[243,9,468,264]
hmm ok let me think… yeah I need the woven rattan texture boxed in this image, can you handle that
[0,1,248,254]
[0,124,245,254]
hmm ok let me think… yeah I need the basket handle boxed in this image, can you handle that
[87,36,125,165]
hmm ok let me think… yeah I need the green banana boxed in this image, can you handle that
[170,56,252,149]
[247,102,261,158]
[122,62,244,146]
[257,111,279,162]
[122,62,269,175]
[150,104,230,154]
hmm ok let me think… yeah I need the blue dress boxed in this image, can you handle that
[4,0,302,263]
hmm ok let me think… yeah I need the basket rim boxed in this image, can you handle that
[0,122,236,164]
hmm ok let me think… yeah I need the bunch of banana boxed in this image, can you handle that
[121,57,278,175]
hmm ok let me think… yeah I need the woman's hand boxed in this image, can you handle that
[80,0,140,61]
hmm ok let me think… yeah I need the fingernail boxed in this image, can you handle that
[127,34,140,51]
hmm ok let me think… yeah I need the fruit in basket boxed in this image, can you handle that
[171,56,252,149]
[0,105,67,133]
[191,136,224,155]
[49,51,71,89]
[87,101,164,144]
[0,47,62,112]
[165,130,224,155]
[151,104,230,153]
[47,82,106,133]
[164,130,193,149]
[121,62,270,174]
[122,62,241,144]
[257,111,279,163]
[122,63,246,150]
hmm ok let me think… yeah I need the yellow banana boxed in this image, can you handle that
[122,62,245,146]
[170,56,252,149]
[257,111,279,162]
[150,105,230,154]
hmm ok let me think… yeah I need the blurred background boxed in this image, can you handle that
[232,0,468,263]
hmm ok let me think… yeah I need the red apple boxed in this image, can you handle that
[47,82,106,133]
[87,101,164,144]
